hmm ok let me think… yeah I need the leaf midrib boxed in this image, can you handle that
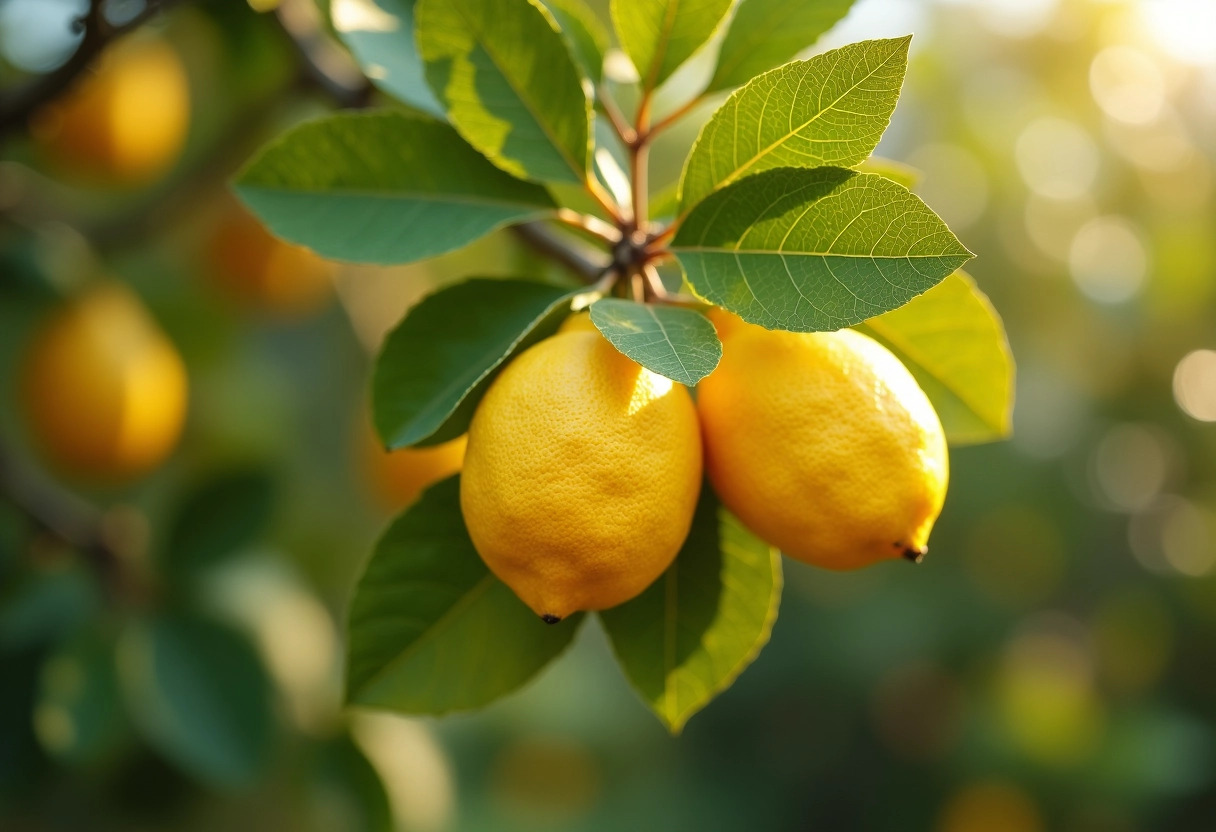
[704,40,907,199]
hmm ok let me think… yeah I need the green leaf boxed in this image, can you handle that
[672,167,973,332]
[540,0,610,84]
[307,737,394,832]
[589,299,721,386]
[34,631,127,765]
[346,477,582,714]
[858,155,921,190]
[0,565,100,651]
[235,111,555,265]
[118,613,274,787]
[600,488,781,734]
[680,37,911,214]
[855,271,1014,445]
[331,0,445,117]
[163,468,275,580]
[611,0,733,91]
[374,278,577,448]
[416,0,591,184]
[706,0,854,92]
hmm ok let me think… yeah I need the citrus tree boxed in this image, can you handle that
[228,0,1014,732]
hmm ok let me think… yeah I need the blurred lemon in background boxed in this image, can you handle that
[698,309,948,570]
[361,419,466,511]
[206,200,334,317]
[31,38,190,186]
[937,780,1044,832]
[20,282,188,482]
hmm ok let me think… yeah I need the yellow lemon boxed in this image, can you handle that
[362,424,467,510]
[557,311,597,334]
[698,310,947,570]
[32,38,190,186]
[460,328,702,620]
[21,283,188,482]
[206,200,334,317]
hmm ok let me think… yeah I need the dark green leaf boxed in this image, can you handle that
[163,468,275,580]
[611,0,733,91]
[416,0,592,184]
[706,0,855,92]
[34,631,127,765]
[331,0,445,117]
[589,299,722,386]
[373,278,578,449]
[0,566,99,651]
[346,477,582,714]
[680,37,911,213]
[541,0,610,84]
[235,111,556,265]
[306,736,393,832]
[855,271,1014,445]
[601,488,781,734]
[672,167,973,332]
[118,613,274,788]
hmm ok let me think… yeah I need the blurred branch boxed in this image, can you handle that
[511,223,608,282]
[0,0,188,139]
[275,0,373,110]
[0,442,125,590]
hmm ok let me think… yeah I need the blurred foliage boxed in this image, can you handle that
[1,0,1216,830]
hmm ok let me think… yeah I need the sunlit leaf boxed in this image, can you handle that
[235,111,555,265]
[541,0,610,84]
[416,0,591,184]
[373,278,577,448]
[331,0,445,117]
[346,478,582,714]
[672,167,972,332]
[706,0,854,92]
[118,614,274,787]
[856,271,1014,445]
[680,37,911,213]
[858,155,921,189]
[601,488,781,734]
[611,0,733,91]
[589,299,721,386]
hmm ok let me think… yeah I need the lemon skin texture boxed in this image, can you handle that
[698,310,948,570]
[206,202,334,317]
[460,329,703,620]
[32,39,190,186]
[21,283,189,482]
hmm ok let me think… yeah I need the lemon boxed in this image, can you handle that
[363,425,467,510]
[206,200,334,317]
[31,38,189,186]
[460,328,702,620]
[698,310,947,570]
[21,283,188,481]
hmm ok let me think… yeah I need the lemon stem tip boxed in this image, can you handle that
[540,614,562,624]
[902,546,927,564]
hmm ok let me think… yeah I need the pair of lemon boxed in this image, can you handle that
[461,309,949,622]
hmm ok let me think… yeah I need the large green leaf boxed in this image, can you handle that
[672,167,973,332]
[162,468,276,581]
[416,0,591,184]
[346,478,582,714]
[706,0,855,92]
[589,299,721,386]
[118,614,274,787]
[858,155,921,190]
[330,0,445,117]
[680,37,910,213]
[856,271,1014,445]
[600,488,781,734]
[235,111,555,265]
[541,0,610,84]
[611,0,733,91]
[373,278,578,449]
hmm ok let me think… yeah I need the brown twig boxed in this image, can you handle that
[510,222,608,282]
[0,0,189,138]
